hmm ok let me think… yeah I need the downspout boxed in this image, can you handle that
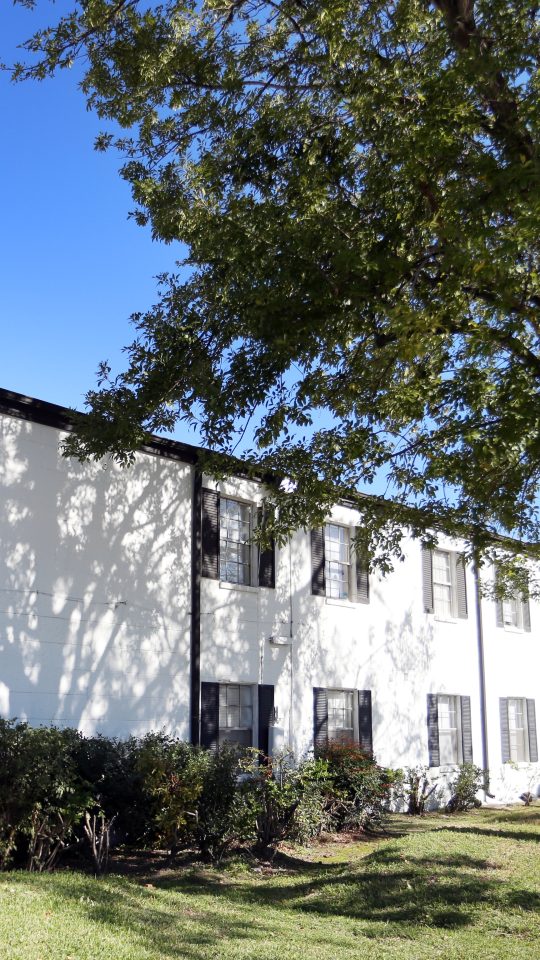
[190,467,202,745]
[473,556,490,799]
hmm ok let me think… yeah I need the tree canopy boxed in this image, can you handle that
[13,0,540,571]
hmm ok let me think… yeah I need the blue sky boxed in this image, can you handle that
[1,2,197,442]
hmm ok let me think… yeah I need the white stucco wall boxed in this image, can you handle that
[0,411,192,737]
[1,401,538,806]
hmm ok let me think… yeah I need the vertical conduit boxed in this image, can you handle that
[474,558,490,798]
[190,467,202,745]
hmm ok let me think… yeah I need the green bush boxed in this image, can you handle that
[446,763,483,813]
[194,744,255,861]
[73,734,148,844]
[291,757,335,842]
[400,766,439,815]
[134,733,209,855]
[320,741,398,831]
[239,750,301,854]
[0,720,90,870]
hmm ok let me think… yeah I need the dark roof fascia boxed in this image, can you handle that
[0,387,201,466]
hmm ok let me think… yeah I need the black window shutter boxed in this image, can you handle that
[257,506,275,589]
[355,549,370,605]
[455,555,468,619]
[311,528,326,596]
[357,690,373,755]
[422,548,434,613]
[201,489,220,580]
[258,684,274,761]
[527,699,538,762]
[313,687,328,755]
[460,696,473,763]
[200,682,219,749]
[522,597,531,632]
[499,698,510,763]
[427,694,440,766]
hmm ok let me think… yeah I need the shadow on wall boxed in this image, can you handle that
[0,416,192,736]
[290,557,435,767]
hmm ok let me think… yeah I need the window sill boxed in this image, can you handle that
[433,614,458,624]
[325,597,357,608]
[219,581,259,594]
[501,625,525,634]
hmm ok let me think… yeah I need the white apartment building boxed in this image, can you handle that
[0,387,538,804]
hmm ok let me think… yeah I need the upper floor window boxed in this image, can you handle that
[219,498,252,585]
[311,525,369,603]
[325,524,350,599]
[201,488,275,588]
[432,550,453,619]
[495,577,531,632]
[422,547,467,619]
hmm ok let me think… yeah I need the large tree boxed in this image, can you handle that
[13,0,540,571]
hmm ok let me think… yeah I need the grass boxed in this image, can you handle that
[1,807,539,960]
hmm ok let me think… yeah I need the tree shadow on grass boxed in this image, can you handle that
[153,844,540,936]
[435,825,540,844]
[7,835,540,956]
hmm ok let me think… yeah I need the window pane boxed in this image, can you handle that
[508,698,528,762]
[325,525,350,599]
[438,695,459,763]
[220,499,252,584]
[328,689,354,742]
[433,552,453,616]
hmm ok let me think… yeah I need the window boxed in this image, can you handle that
[327,689,355,742]
[200,681,275,753]
[508,698,528,762]
[427,694,473,767]
[437,695,462,765]
[314,687,373,754]
[432,550,453,618]
[495,581,531,632]
[219,498,252,585]
[422,548,467,619]
[325,524,350,599]
[311,525,369,603]
[201,489,276,588]
[218,684,253,749]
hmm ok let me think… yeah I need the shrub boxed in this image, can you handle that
[0,721,90,871]
[239,750,301,854]
[446,763,483,813]
[194,744,255,861]
[134,733,209,856]
[291,757,334,842]
[73,734,148,844]
[400,766,438,815]
[320,741,398,831]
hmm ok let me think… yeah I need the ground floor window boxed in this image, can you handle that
[508,698,529,762]
[218,683,253,749]
[327,689,355,743]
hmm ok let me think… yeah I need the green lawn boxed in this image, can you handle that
[1,807,538,960]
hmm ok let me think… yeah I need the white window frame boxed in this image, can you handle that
[327,688,358,744]
[219,498,256,586]
[507,697,530,763]
[324,524,367,603]
[437,694,463,766]
[218,683,255,749]
[432,549,457,619]
[502,596,523,629]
